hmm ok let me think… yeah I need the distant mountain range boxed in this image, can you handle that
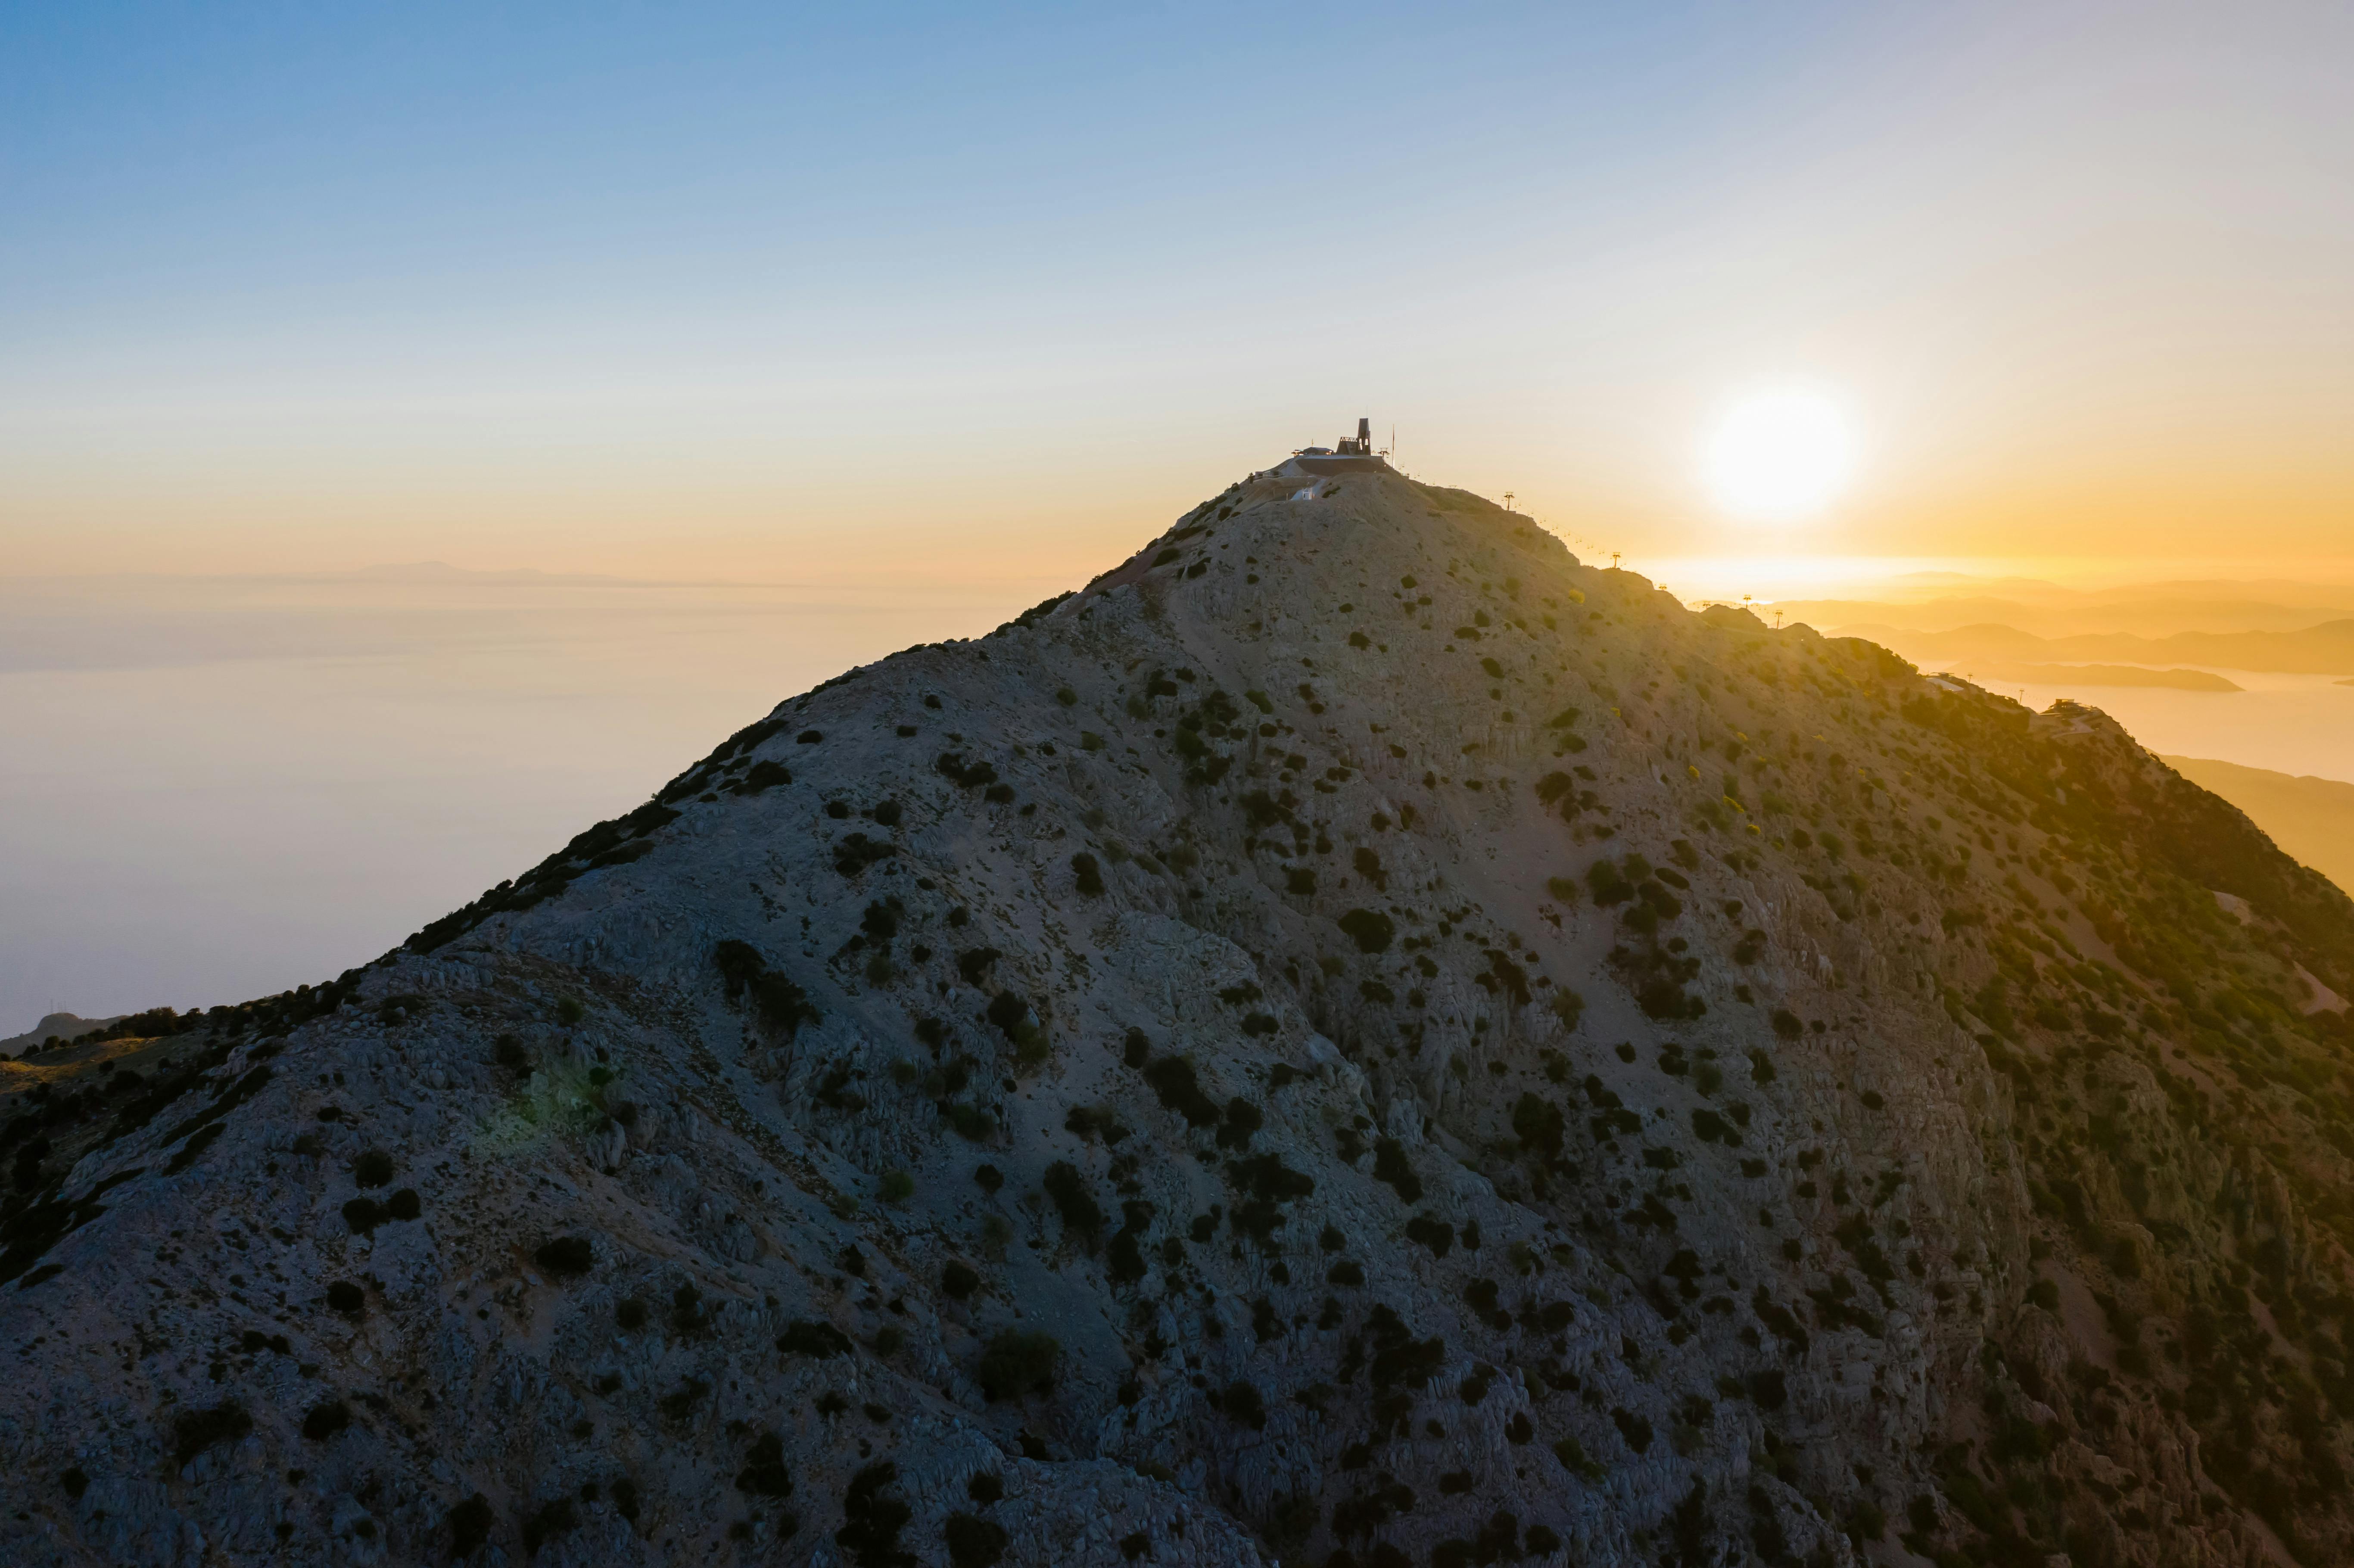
[0,1011,125,1058]
[1939,663,2241,692]
[1778,576,2354,622]
[1826,618,2354,676]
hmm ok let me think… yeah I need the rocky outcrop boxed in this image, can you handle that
[3,469,2352,1567]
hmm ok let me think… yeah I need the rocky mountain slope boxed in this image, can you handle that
[4,467,2354,1568]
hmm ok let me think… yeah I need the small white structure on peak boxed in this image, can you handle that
[1274,416,1395,480]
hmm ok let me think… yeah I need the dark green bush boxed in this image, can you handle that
[1217,1098,1264,1148]
[837,1461,913,1567]
[534,1236,595,1277]
[975,1330,1062,1400]
[1338,908,1395,953]
[522,1497,578,1555]
[1142,1056,1221,1127]
[937,1088,993,1135]
[616,1297,648,1330]
[170,1402,252,1465]
[985,990,1049,1065]
[836,832,899,875]
[494,1034,529,1071]
[735,1431,794,1497]
[386,1187,420,1221]
[326,1280,364,1314]
[1043,1161,1105,1249]
[449,1494,495,1559]
[1553,1436,1604,1481]
[1372,1138,1423,1203]
[778,1319,853,1358]
[1512,1093,1565,1159]
[1406,1216,1454,1257]
[936,753,999,789]
[353,1149,394,1188]
[715,940,824,1036]
[984,989,1030,1035]
[946,1512,1009,1568]
[301,1400,351,1441]
[1072,853,1105,896]
[1587,860,1633,905]
[556,997,586,1027]
[670,1283,711,1337]
[968,1472,1003,1503]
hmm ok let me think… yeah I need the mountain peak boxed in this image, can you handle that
[4,472,2351,1566]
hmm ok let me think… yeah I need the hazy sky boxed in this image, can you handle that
[5,2,2351,584]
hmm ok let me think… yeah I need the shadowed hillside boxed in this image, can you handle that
[2163,756,2354,899]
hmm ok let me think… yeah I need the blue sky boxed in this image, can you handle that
[4,2,2348,579]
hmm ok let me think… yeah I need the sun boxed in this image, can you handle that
[1701,386,1858,523]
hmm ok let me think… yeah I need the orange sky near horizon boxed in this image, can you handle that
[4,4,2349,591]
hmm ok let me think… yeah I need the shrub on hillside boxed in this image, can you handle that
[945,1513,1010,1568]
[975,1330,1062,1401]
[1043,1161,1105,1249]
[301,1400,352,1441]
[534,1236,595,1277]
[522,1497,578,1555]
[448,1495,495,1559]
[778,1319,853,1358]
[1338,909,1395,954]
[735,1431,794,1497]
[170,1402,252,1465]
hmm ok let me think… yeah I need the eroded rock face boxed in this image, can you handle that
[4,471,2352,1568]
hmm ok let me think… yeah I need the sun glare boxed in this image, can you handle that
[1702,387,1857,524]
